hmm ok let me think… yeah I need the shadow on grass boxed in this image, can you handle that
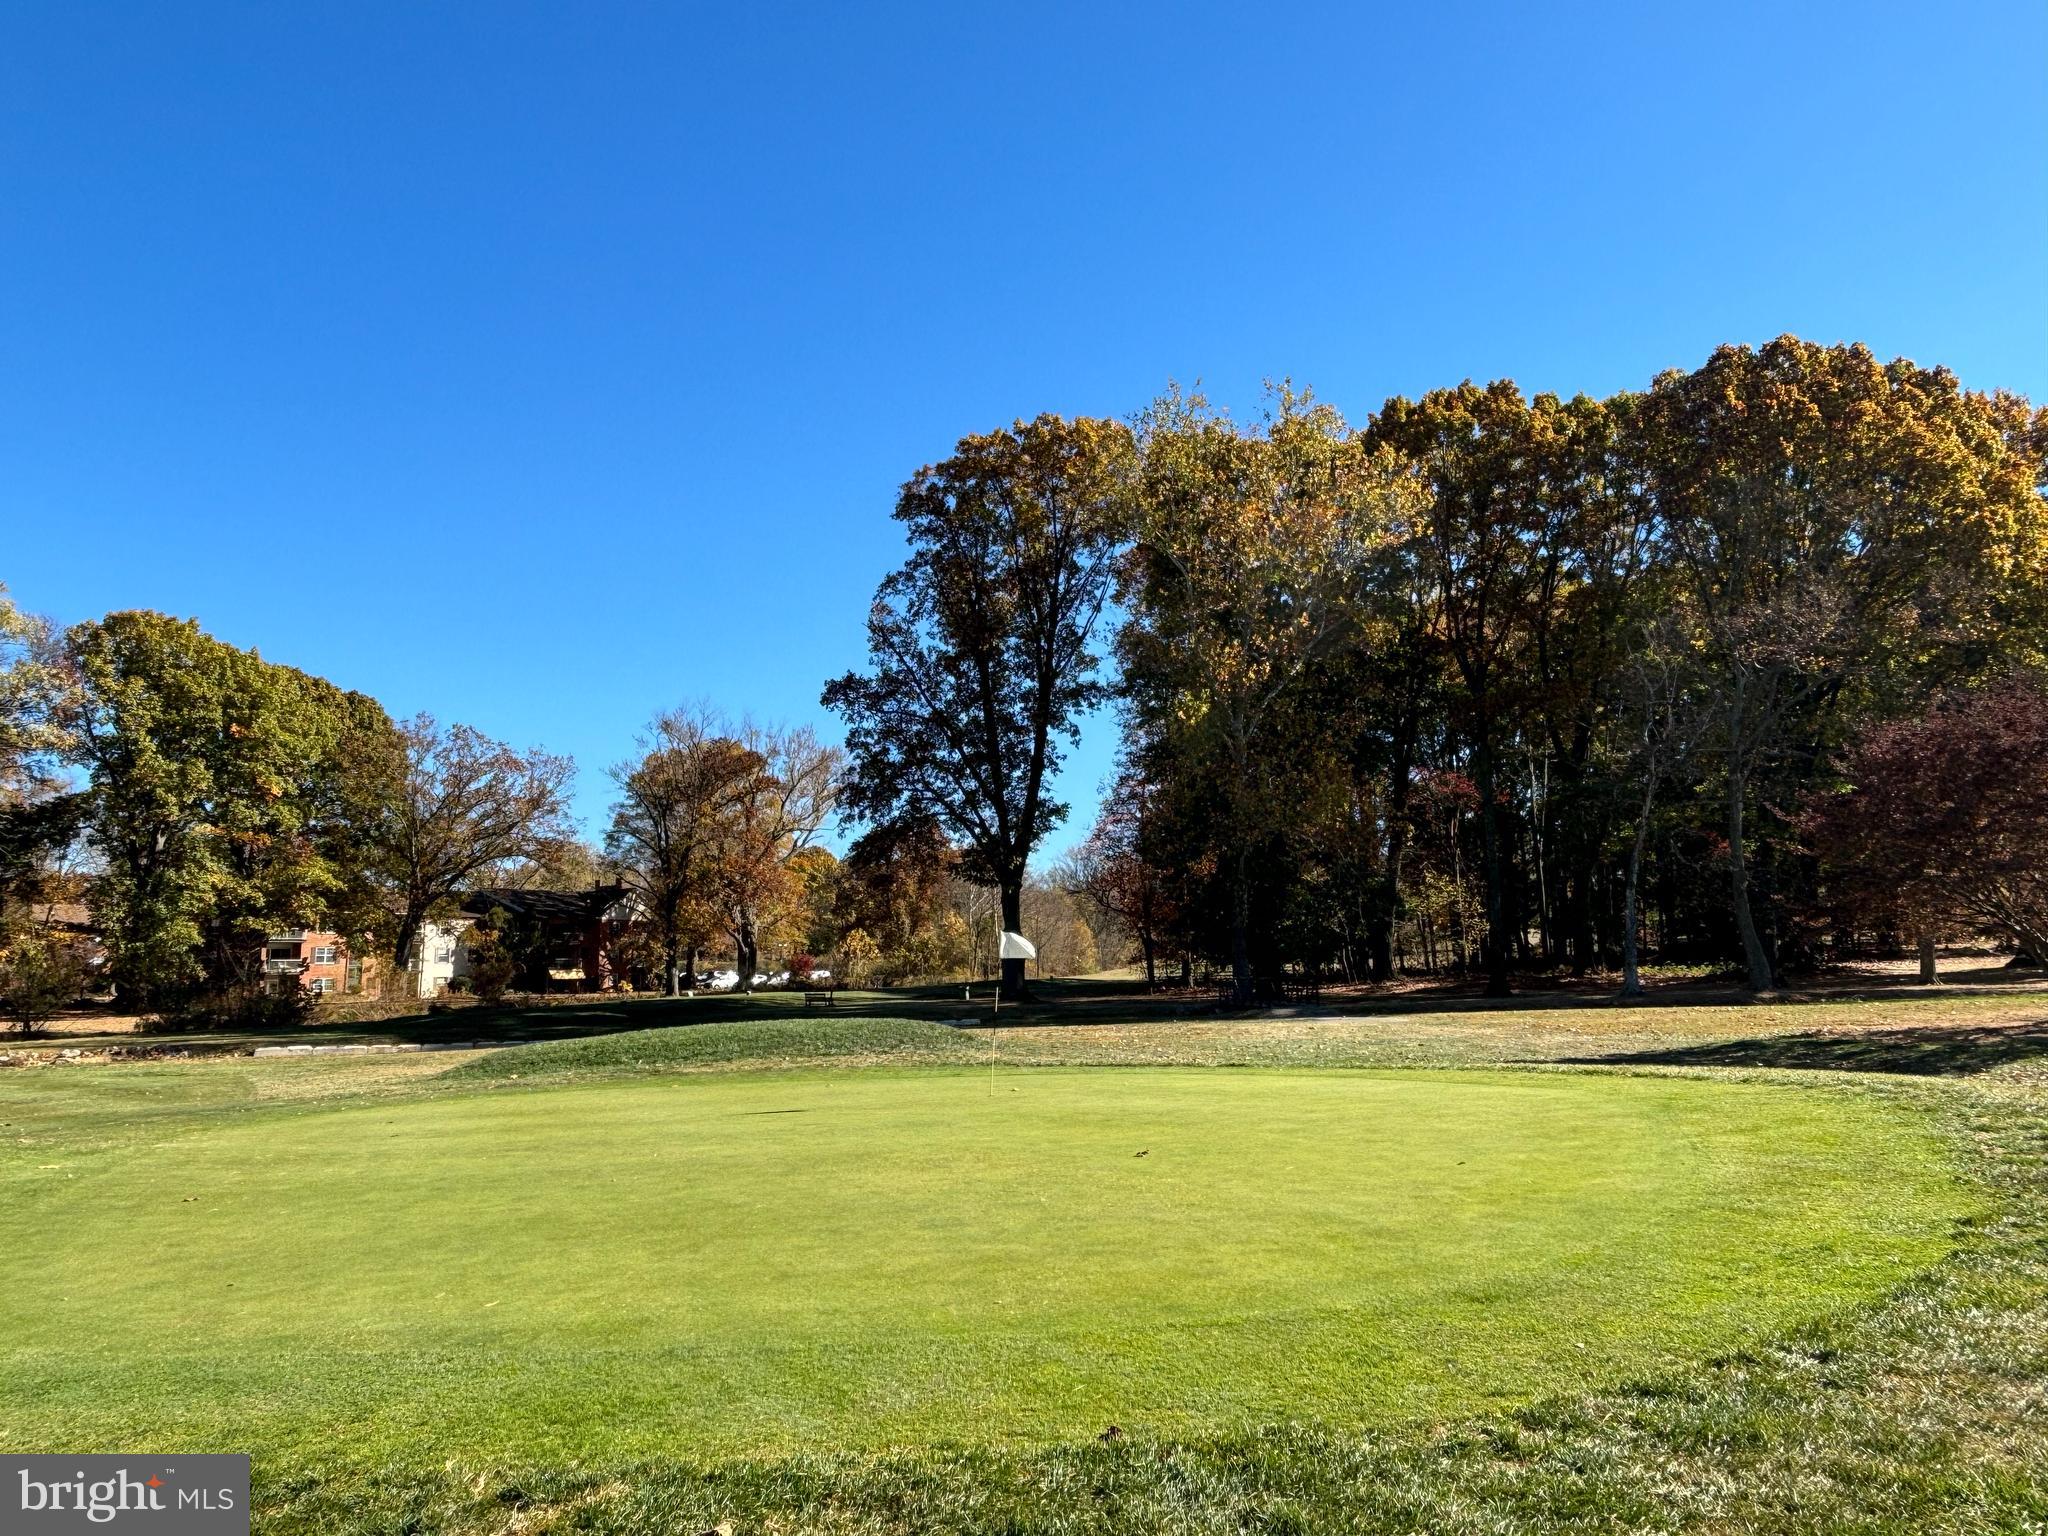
[40,970,2048,1056]
[1566,1019,2048,1077]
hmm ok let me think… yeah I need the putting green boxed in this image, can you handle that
[2,1067,1963,1461]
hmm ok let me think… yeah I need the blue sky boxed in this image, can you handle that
[4,1,2043,858]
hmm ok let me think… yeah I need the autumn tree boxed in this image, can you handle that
[785,844,842,960]
[1511,392,1660,973]
[1019,875,1099,977]
[1364,382,1572,995]
[1805,678,2048,966]
[496,837,610,893]
[1063,770,1178,986]
[1613,621,1709,997]
[349,714,575,982]
[605,709,756,994]
[1640,337,2048,989]
[836,818,960,981]
[1119,388,1413,1002]
[824,414,1133,1000]
[709,723,839,992]
[1090,339,2044,993]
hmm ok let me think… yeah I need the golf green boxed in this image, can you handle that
[2,1066,1963,1462]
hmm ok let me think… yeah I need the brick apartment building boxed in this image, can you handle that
[262,929,367,995]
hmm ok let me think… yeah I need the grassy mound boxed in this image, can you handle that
[446,1014,981,1081]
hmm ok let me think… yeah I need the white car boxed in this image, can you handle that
[705,969,739,991]
[808,968,831,982]
[767,970,790,986]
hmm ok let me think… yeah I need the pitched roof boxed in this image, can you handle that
[462,885,628,922]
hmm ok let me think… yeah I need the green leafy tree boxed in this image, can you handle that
[0,585,81,925]
[0,930,89,1035]
[62,611,398,1020]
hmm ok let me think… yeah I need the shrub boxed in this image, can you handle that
[835,928,880,988]
[0,934,90,1036]
[150,977,314,1034]
[467,944,519,1005]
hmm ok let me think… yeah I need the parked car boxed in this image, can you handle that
[809,968,831,983]
[704,969,739,991]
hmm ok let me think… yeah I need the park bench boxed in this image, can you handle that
[802,988,838,1011]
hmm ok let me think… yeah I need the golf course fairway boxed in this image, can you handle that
[2,1065,1964,1463]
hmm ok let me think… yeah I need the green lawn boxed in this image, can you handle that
[3,1011,2042,1533]
[4,1048,1960,1469]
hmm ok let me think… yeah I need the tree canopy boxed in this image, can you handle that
[824,413,1133,998]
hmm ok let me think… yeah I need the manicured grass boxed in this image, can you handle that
[3,1059,1960,1473]
[5,1008,2043,1533]
[448,1012,982,1080]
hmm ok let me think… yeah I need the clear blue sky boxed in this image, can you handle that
[5,2,2043,858]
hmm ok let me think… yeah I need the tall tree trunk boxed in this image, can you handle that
[999,878,1027,1001]
[391,906,424,992]
[1917,928,1939,984]
[1140,932,1156,988]
[1727,764,1774,992]
[1558,769,1598,975]
[1229,849,1254,1005]
[1368,709,1416,983]
[733,912,758,993]
[1528,758,1551,963]
[1618,744,1663,999]
[1474,738,1513,998]
[1619,800,1654,999]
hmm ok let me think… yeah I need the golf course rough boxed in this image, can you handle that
[2,1064,1965,1465]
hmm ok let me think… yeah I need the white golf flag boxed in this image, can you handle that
[999,930,1037,961]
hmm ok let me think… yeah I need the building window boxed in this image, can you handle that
[313,945,338,965]
[308,977,333,994]
[434,945,455,963]
[267,944,299,963]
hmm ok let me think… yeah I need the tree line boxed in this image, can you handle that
[0,601,1105,1028]
[5,333,2043,1023]
[825,336,2048,1002]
